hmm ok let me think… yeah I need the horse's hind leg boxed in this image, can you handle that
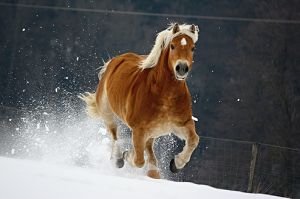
[97,85,124,168]
[146,138,160,179]
[106,121,124,168]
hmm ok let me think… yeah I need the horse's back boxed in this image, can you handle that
[104,52,143,85]
[105,53,142,76]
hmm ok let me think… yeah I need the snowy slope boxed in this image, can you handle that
[0,157,286,199]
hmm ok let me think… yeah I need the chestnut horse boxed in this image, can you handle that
[80,23,200,179]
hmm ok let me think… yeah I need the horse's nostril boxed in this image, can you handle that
[176,65,180,72]
[184,66,189,73]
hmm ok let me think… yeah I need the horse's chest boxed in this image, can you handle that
[156,97,187,118]
[127,91,190,130]
[152,102,186,123]
[141,97,191,138]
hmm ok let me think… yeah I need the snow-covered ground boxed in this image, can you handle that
[0,109,288,199]
[0,157,286,199]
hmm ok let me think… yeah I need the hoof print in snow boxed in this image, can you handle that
[170,159,180,173]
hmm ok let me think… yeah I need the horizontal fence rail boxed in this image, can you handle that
[1,2,300,24]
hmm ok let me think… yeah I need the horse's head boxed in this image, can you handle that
[168,23,198,81]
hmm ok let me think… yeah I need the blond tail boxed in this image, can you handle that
[78,92,100,118]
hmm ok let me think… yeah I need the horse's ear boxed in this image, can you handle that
[172,23,180,34]
[190,24,196,33]
[190,24,199,33]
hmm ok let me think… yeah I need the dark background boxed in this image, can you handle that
[0,0,300,198]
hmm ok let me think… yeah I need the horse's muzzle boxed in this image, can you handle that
[175,63,189,80]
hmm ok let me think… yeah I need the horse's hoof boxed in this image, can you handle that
[147,170,161,179]
[170,159,180,173]
[116,158,124,168]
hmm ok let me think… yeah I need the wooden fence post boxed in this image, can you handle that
[248,143,258,192]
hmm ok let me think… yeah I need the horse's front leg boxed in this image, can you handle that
[171,120,199,172]
[146,138,160,179]
[124,128,146,168]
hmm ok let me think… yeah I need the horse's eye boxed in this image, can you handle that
[170,44,175,50]
[191,47,195,52]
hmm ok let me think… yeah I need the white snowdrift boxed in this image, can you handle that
[0,157,286,199]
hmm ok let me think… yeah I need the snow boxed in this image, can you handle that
[0,108,286,199]
[10,149,15,155]
[0,157,285,199]
[192,116,198,122]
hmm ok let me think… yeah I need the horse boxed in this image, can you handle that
[80,23,200,179]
